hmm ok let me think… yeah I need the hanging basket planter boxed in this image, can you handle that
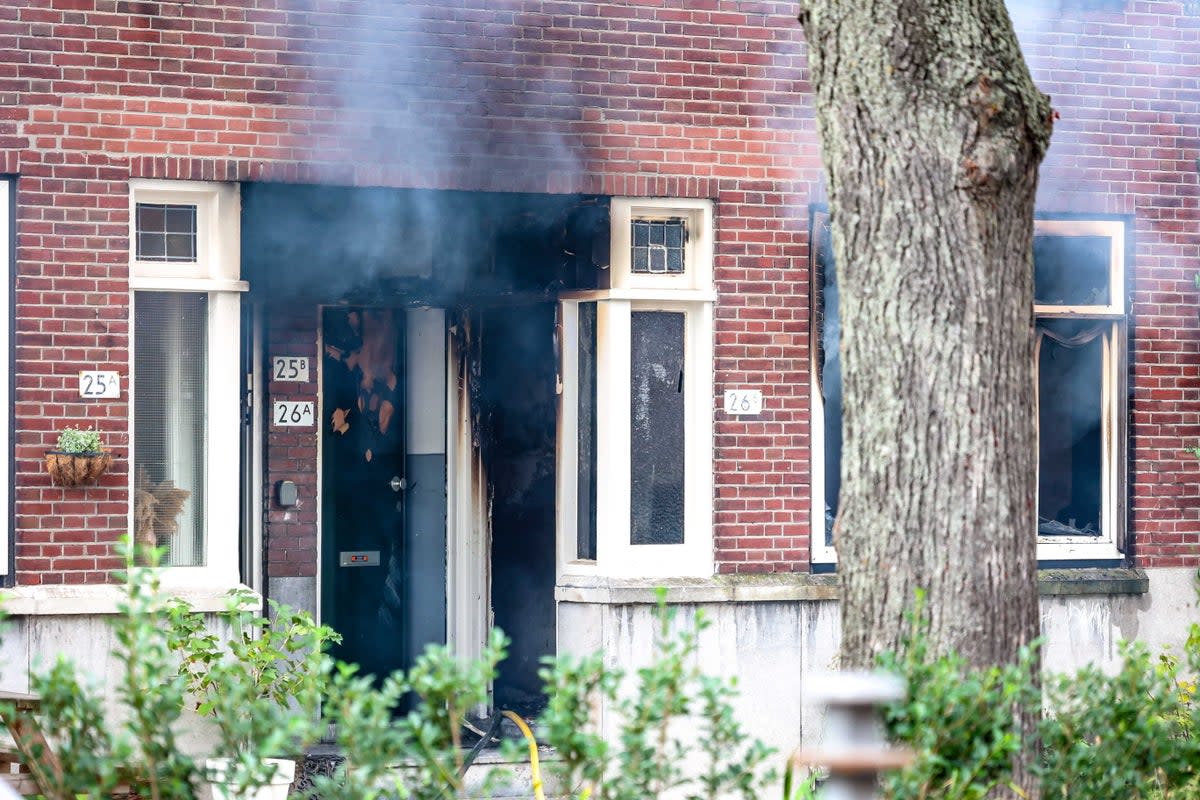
[45,450,112,487]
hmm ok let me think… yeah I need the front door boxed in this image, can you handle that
[321,306,438,679]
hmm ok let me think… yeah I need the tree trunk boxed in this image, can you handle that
[798,2,1052,670]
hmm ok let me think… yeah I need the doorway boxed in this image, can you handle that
[320,306,447,679]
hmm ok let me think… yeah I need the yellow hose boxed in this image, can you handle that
[501,710,546,800]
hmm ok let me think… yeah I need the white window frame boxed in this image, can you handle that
[810,215,1127,566]
[129,180,246,588]
[557,198,715,579]
[0,178,10,578]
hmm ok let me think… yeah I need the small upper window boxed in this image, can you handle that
[128,179,240,286]
[1032,219,1124,315]
[136,203,198,263]
[608,199,713,292]
[631,219,686,274]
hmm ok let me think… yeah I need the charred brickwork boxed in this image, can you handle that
[0,0,1197,590]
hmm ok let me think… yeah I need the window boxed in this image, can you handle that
[135,203,197,262]
[1032,218,1126,560]
[557,199,715,578]
[129,180,245,584]
[811,213,1127,564]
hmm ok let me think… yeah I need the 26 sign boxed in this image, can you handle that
[723,389,763,416]
[273,401,315,427]
[79,371,120,399]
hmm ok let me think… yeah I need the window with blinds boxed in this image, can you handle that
[133,292,207,567]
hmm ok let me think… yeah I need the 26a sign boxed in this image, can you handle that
[78,371,120,399]
[273,401,315,427]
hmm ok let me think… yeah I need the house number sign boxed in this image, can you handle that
[272,356,309,382]
[724,389,763,416]
[78,371,120,399]
[273,401,315,427]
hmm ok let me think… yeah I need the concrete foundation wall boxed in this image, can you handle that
[558,567,1200,756]
[0,568,1194,762]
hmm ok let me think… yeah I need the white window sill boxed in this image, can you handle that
[555,569,1149,604]
[556,573,840,604]
[1,582,258,616]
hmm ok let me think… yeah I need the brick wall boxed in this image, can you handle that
[1,0,1196,583]
[263,303,318,579]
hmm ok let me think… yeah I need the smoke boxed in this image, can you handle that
[1006,0,1200,212]
[280,0,584,191]
[241,183,608,302]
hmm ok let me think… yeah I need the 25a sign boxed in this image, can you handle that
[78,371,120,399]
[272,356,309,382]
[273,401,315,427]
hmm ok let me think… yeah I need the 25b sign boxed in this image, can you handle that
[272,356,309,382]
[273,401,315,427]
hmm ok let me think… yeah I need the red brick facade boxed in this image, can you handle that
[1,0,1197,584]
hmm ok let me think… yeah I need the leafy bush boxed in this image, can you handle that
[1039,643,1200,800]
[876,587,1200,800]
[536,595,774,800]
[306,628,509,800]
[167,588,340,795]
[54,426,102,453]
[307,595,773,800]
[6,543,335,799]
[8,547,198,799]
[876,600,1040,800]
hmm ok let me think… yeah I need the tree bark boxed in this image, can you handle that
[798,2,1052,672]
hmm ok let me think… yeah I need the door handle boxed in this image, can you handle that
[390,476,407,492]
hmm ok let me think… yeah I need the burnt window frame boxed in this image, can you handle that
[1032,217,1127,562]
[809,212,1129,567]
[557,198,715,579]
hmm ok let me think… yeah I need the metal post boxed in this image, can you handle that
[794,672,913,800]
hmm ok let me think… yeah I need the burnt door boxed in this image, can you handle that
[321,307,418,680]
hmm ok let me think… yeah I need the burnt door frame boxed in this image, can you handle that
[318,305,451,681]
[319,306,411,679]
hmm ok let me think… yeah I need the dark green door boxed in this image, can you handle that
[320,306,411,680]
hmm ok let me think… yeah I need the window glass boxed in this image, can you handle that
[1033,235,1111,306]
[814,216,840,548]
[136,203,198,263]
[576,302,598,560]
[630,311,685,545]
[1036,319,1106,537]
[134,292,207,566]
[631,219,686,275]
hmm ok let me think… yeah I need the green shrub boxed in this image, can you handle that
[11,545,199,799]
[877,586,1200,800]
[167,588,340,795]
[536,594,774,800]
[876,599,1040,800]
[54,427,102,454]
[305,628,509,800]
[1039,643,1200,800]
